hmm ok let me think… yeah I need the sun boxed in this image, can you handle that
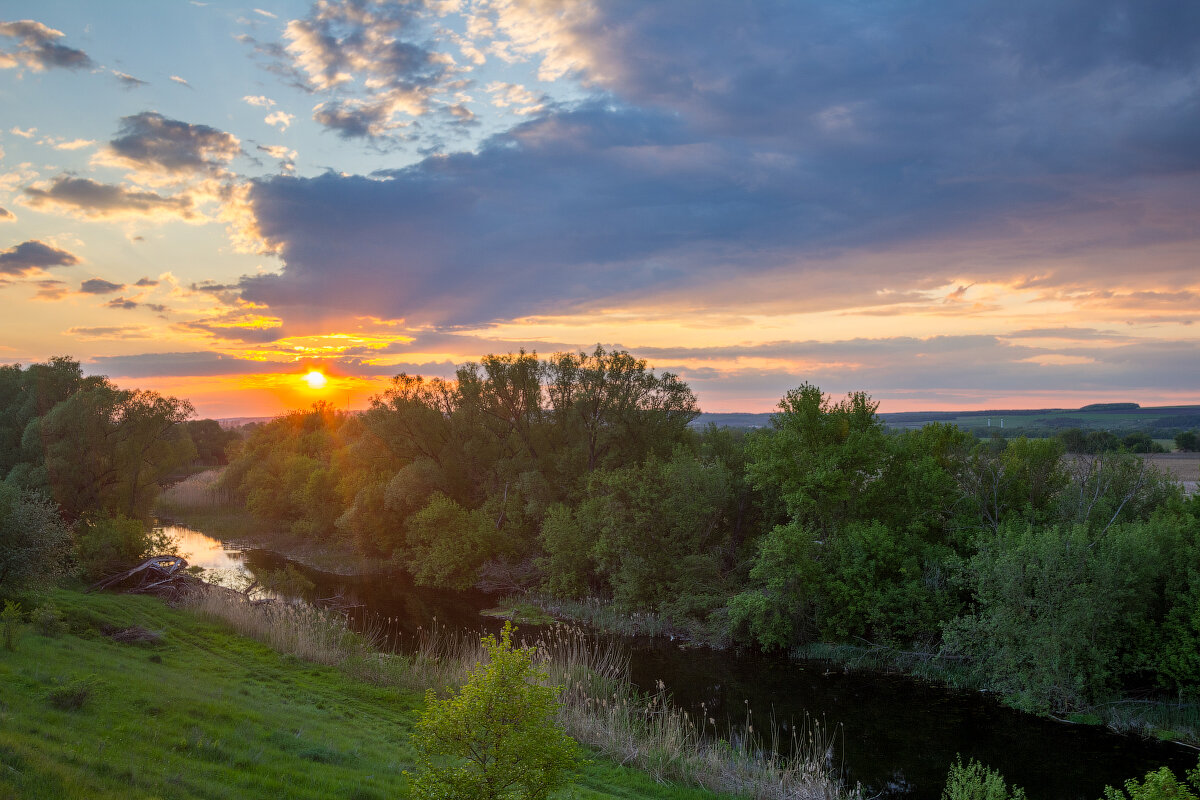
[303,370,328,389]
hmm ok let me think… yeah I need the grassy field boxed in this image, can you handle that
[0,590,741,800]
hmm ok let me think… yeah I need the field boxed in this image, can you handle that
[1143,453,1200,494]
[0,590,735,800]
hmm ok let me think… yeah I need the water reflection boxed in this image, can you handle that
[157,523,248,584]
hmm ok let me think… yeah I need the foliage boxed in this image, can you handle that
[74,514,173,580]
[1177,431,1199,453]
[942,521,1163,712]
[407,622,581,800]
[0,483,72,591]
[941,755,1027,800]
[30,603,66,636]
[2,600,22,651]
[46,675,99,711]
[1102,759,1200,800]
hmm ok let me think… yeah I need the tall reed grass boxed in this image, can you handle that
[157,469,234,511]
[184,589,861,799]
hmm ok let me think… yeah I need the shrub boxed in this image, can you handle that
[0,484,72,591]
[2,600,22,651]
[47,676,98,711]
[407,622,581,800]
[1102,759,1200,800]
[942,755,1027,800]
[30,604,66,636]
[75,514,172,580]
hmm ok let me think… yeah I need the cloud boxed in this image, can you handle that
[99,112,241,178]
[0,207,13,222]
[103,296,139,310]
[254,9,278,20]
[51,138,94,151]
[232,1,1200,330]
[30,279,69,300]
[272,0,452,140]
[0,239,80,275]
[243,95,276,107]
[0,19,93,72]
[264,110,294,130]
[134,277,159,287]
[10,126,36,138]
[169,75,192,88]
[67,325,152,340]
[23,175,197,220]
[111,69,147,89]
[88,349,451,380]
[79,278,124,294]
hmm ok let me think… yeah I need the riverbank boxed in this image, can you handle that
[0,588,825,800]
[498,594,1200,751]
[156,470,388,576]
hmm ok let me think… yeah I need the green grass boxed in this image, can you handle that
[0,590,734,800]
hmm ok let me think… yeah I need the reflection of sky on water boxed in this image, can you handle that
[156,524,248,584]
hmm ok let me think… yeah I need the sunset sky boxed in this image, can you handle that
[2,1,1198,417]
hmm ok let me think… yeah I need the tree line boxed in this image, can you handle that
[215,347,1200,715]
[0,357,235,585]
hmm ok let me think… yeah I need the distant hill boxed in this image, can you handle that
[693,404,1200,436]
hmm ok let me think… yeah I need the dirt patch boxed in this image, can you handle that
[102,625,164,645]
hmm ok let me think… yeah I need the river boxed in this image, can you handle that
[162,521,1198,800]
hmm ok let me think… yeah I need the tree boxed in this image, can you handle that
[745,384,887,539]
[31,384,194,521]
[408,623,580,800]
[1177,431,1199,453]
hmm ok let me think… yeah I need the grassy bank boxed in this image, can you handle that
[0,590,856,799]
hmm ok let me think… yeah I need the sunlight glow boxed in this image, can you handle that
[303,370,328,389]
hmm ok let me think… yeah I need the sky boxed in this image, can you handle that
[1,0,1198,417]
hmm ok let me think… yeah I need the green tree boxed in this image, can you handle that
[1176,431,1199,453]
[745,383,887,539]
[408,623,581,800]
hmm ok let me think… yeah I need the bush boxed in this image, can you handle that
[942,755,1027,800]
[47,676,98,711]
[407,622,581,800]
[2,600,22,651]
[75,514,172,580]
[0,484,72,591]
[1102,759,1200,800]
[30,604,66,636]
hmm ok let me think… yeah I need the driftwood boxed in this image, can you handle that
[88,555,204,600]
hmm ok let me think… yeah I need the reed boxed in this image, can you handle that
[157,468,235,511]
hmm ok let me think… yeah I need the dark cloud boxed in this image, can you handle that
[238,1,1200,327]
[79,278,124,294]
[0,207,14,221]
[134,277,159,287]
[0,239,80,275]
[0,19,93,72]
[638,335,1200,404]
[23,176,196,219]
[88,350,452,379]
[104,112,241,176]
[103,297,139,310]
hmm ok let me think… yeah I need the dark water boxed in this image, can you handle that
[171,526,1198,800]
